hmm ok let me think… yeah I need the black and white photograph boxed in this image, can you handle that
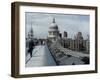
[11,2,97,78]
[25,12,90,67]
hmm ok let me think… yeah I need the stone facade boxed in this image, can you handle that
[62,32,89,53]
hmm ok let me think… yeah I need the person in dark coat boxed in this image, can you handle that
[28,39,34,57]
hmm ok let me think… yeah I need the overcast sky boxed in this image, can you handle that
[25,12,90,39]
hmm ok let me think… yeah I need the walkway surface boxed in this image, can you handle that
[25,45,57,67]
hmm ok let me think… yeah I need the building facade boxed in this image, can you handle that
[62,32,89,53]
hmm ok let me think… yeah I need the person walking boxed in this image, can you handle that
[28,39,34,57]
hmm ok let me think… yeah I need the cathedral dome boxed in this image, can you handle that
[50,24,58,29]
[48,18,60,42]
[49,18,58,30]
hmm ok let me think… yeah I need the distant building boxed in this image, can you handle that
[47,18,89,53]
[63,31,68,38]
[59,33,62,38]
[28,26,34,39]
[48,18,60,42]
[76,32,83,40]
[75,32,84,51]
[62,32,89,53]
[85,35,90,53]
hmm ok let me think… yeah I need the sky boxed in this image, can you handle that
[25,12,90,39]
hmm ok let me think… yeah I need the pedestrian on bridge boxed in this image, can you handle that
[28,39,35,57]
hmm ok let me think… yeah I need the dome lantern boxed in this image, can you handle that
[53,18,55,23]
